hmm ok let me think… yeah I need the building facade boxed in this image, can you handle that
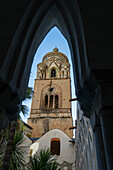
[75,103,98,170]
[28,48,75,169]
[28,48,73,138]
[30,129,75,170]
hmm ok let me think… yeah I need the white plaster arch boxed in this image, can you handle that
[30,129,75,165]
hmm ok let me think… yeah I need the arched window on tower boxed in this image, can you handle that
[67,70,70,78]
[49,95,53,108]
[62,70,64,78]
[55,95,59,108]
[51,138,60,155]
[51,68,56,77]
[45,94,48,109]
[42,73,43,79]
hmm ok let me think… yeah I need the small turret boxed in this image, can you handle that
[53,47,58,52]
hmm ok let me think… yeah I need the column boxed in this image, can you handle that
[48,94,50,109]
[100,109,113,170]
[53,95,55,109]
[94,125,107,170]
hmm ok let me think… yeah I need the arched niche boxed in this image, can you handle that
[51,68,56,78]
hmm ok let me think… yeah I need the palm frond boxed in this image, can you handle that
[0,138,7,168]
[21,105,29,116]
[10,130,31,170]
[26,87,33,99]
[30,149,58,170]
[20,86,33,117]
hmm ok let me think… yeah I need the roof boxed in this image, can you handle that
[42,48,69,62]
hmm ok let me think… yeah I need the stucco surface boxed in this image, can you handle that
[30,129,75,168]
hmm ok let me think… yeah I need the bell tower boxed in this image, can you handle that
[28,48,73,138]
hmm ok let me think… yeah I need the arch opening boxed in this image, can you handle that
[21,27,77,126]
[55,95,58,108]
[0,1,91,129]
[51,68,56,78]
[15,1,88,102]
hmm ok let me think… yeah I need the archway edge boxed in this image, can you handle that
[0,0,96,128]
[1,0,89,99]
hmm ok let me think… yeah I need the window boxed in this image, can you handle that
[44,93,59,109]
[51,68,56,77]
[45,95,48,108]
[49,95,53,108]
[55,95,58,108]
[51,138,60,155]
[42,73,43,79]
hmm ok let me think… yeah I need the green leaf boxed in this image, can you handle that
[30,149,58,170]
[9,131,31,170]
[21,105,29,116]
[26,87,33,100]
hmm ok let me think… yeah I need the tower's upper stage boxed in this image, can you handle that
[37,48,70,79]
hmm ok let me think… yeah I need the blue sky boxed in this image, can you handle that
[21,26,77,126]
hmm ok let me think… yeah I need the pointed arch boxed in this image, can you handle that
[0,0,91,124]
[51,68,56,78]
[2,0,89,99]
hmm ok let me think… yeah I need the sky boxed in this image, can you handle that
[20,26,77,127]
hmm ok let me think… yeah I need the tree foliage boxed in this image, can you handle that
[26,87,33,100]
[30,149,58,170]
[21,87,33,117]
[9,131,25,170]
[0,127,9,168]
[0,130,31,170]
[1,87,33,169]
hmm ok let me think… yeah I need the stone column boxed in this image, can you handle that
[100,109,113,170]
[53,95,55,109]
[93,125,107,170]
[48,94,50,109]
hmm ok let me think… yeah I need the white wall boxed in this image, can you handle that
[30,129,75,169]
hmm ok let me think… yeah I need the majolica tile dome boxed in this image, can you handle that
[37,48,70,79]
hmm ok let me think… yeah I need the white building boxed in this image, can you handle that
[30,129,75,170]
